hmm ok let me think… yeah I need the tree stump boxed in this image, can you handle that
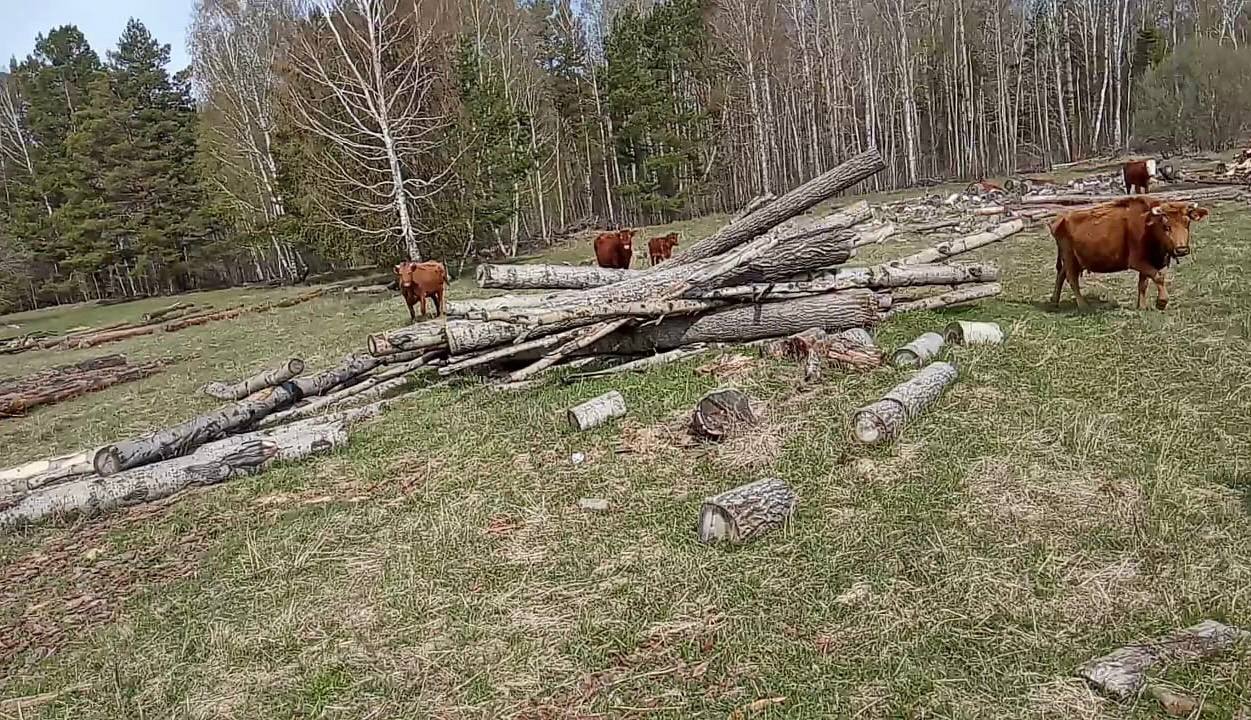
[853,361,958,445]
[690,388,756,441]
[697,478,796,544]
[944,320,1004,346]
[892,332,945,367]
[567,391,627,431]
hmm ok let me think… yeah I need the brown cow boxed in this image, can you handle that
[1123,159,1157,194]
[647,232,680,266]
[1049,197,1209,311]
[394,260,447,321]
[594,229,635,269]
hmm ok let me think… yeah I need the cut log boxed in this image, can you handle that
[838,328,876,348]
[464,298,723,327]
[0,354,127,395]
[851,223,897,247]
[885,283,1003,317]
[161,305,248,332]
[1076,619,1248,700]
[508,318,633,382]
[697,478,797,544]
[92,353,381,475]
[892,332,945,368]
[477,263,632,290]
[0,449,98,507]
[1,404,386,529]
[764,328,884,374]
[852,361,958,445]
[944,320,1004,346]
[670,149,883,265]
[1019,187,1242,205]
[367,323,447,356]
[563,346,710,383]
[256,353,434,428]
[901,219,960,234]
[0,360,171,417]
[141,301,195,322]
[201,358,306,401]
[699,261,1000,301]
[585,291,882,356]
[567,391,627,431]
[690,388,757,441]
[444,293,558,317]
[897,220,1025,265]
[733,192,777,220]
[68,324,161,348]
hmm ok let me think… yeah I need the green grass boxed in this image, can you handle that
[2,198,1250,719]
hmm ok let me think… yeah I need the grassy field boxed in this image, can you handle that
[2,195,1250,719]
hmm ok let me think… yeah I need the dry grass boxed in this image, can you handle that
[2,198,1251,718]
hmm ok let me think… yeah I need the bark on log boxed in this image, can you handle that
[161,305,249,332]
[1,449,97,507]
[699,262,1000,301]
[256,353,434,428]
[367,323,447,356]
[563,346,710,383]
[438,326,585,376]
[1018,187,1242,205]
[201,358,306,401]
[669,149,884,266]
[508,318,633,382]
[92,353,381,475]
[567,391,627,431]
[0,354,127,395]
[1,404,386,529]
[884,283,1003,317]
[897,221,1025,265]
[1076,620,1248,700]
[141,302,196,322]
[690,388,757,441]
[477,263,632,290]
[697,478,797,544]
[733,193,777,220]
[444,293,558,317]
[944,321,1004,346]
[465,298,724,327]
[68,324,161,348]
[852,362,958,445]
[892,332,946,368]
[901,219,960,234]
[851,223,897,247]
[585,291,882,356]
[764,328,884,373]
[0,360,170,417]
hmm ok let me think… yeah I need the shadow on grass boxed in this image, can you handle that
[1015,296,1122,315]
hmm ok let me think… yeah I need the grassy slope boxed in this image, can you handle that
[1,201,1249,719]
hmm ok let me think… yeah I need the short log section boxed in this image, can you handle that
[690,388,757,441]
[697,478,797,544]
[853,361,958,445]
[567,391,627,431]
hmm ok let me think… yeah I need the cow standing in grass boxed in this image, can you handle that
[1049,197,1209,310]
[594,229,635,269]
[1123,160,1157,194]
[647,232,680,266]
[394,260,447,321]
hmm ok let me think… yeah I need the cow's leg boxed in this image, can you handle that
[1051,255,1066,305]
[1064,262,1088,308]
[1136,273,1150,310]
[407,299,416,323]
[433,290,443,317]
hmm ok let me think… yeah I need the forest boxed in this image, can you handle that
[0,0,1248,311]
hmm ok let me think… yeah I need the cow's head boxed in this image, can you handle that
[618,229,635,252]
[1147,202,1209,258]
[664,233,680,253]
[394,261,418,289]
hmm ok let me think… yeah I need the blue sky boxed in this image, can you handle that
[1,0,195,71]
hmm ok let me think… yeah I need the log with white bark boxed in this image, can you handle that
[444,293,559,317]
[201,358,306,401]
[1018,186,1242,205]
[851,223,897,247]
[944,321,1004,346]
[892,332,945,368]
[0,449,98,507]
[141,302,196,322]
[884,283,1003,317]
[92,353,381,475]
[1076,620,1248,700]
[438,326,586,376]
[367,322,447,356]
[733,192,777,220]
[562,346,711,383]
[697,478,797,544]
[508,318,633,382]
[901,219,960,234]
[256,353,435,428]
[897,220,1025,265]
[698,262,1000,301]
[567,391,627,431]
[464,298,724,327]
[0,403,387,529]
[476,263,632,290]
[852,361,958,445]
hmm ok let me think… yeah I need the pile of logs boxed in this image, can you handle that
[0,354,174,417]
[364,150,1013,382]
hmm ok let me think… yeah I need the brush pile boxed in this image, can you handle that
[366,150,1013,383]
[0,354,175,418]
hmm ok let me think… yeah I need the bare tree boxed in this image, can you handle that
[288,0,451,260]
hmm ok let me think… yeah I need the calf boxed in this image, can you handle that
[647,232,680,265]
[594,229,635,269]
[1049,197,1209,311]
[1123,159,1157,194]
[394,260,447,321]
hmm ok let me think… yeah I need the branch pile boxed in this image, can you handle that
[367,150,1014,382]
[0,354,174,418]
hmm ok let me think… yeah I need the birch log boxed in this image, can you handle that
[141,302,196,322]
[897,221,1025,265]
[697,478,797,544]
[1,404,385,529]
[852,362,959,444]
[567,391,627,431]
[885,283,1003,317]
[201,358,306,401]
[93,353,381,475]
[892,332,945,367]
[698,262,1000,301]
[1019,187,1241,205]
[1076,620,1248,700]
[733,192,777,220]
[944,321,1004,346]
[477,263,632,290]
[256,354,435,428]
[563,347,710,383]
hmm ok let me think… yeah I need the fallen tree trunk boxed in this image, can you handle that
[1,403,386,529]
[67,324,161,348]
[1076,619,1248,700]
[897,221,1025,265]
[201,358,306,401]
[256,353,435,428]
[0,449,98,506]
[1018,186,1243,205]
[852,361,958,444]
[885,283,1003,317]
[0,360,171,417]
[367,323,447,356]
[699,262,1000,301]
[562,346,710,383]
[477,263,632,290]
[92,353,381,475]
[141,302,196,322]
[0,354,128,395]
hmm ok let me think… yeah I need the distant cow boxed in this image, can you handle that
[594,229,635,269]
[647,232,680,265]
[394,260,447,321]
[1123,159,1158,194]
[1049,197,1209,311]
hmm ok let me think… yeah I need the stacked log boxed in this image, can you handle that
[367,150,1017,382]
[0,355,173,417]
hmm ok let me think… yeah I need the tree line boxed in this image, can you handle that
[1,0,1248,311]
